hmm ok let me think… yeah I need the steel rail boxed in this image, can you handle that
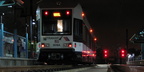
[0,65,72,72]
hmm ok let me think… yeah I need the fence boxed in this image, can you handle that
[0,23,28,58]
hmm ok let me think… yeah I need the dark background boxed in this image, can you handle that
[79,0,144,49]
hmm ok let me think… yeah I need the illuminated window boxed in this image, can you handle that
[42,10,72,35]
[57,20,63,32]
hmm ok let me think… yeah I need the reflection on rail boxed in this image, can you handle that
[0,64,95,72]
[0,65,72,72]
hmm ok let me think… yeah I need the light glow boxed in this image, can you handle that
[90,29,93,33]
[53,12,61,17]
[94,38,97,41]
[121,50,125,53]
[104,49,108,58]
[82,12,85,17]
[66,11,70,15]
[41,43,45,48]
[122,54,125,57]
[104,54,108,57]
[68,44,72,47]
[104,50,108,53]
[44,11,48,15]
[92,54,96,57]
[120,49,126,58]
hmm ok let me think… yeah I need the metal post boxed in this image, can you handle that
[25,33,28,58]
[0,23,4,57]
[30,17,34,58]
[141,43,144,60]
[25,24,28,58]
[0,14,4,57]
[14,29,17,58]
[126,29,128,50]
[30,17,33,43]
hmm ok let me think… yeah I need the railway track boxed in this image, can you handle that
[0,64,95,72]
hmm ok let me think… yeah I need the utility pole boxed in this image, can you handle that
[126,29,128,51]
[29,0,35,58]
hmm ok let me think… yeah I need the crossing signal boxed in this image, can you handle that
[103,49,108,58]
[120,49,126,58]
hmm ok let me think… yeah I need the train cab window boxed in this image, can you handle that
[57,20,63,32]
[42,19,71,35]
[42,10,72,35]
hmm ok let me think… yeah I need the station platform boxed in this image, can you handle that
[0,57,36,67]
[127,60,144,65]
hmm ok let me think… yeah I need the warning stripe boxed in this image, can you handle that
[63,37,70,41]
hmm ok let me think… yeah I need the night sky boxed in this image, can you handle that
[77,0,144,50]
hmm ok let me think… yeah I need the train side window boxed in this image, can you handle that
[73,18,83,42]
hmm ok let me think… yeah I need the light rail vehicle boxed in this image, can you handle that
[36,0,97,65]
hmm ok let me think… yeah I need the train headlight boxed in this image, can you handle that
[41,43,49,48]
[68,43,72,47]
[63,43,72,48]
[41,43,45,48]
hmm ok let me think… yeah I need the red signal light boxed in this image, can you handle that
[120,49,126,58]
[122,54,125,57]
[104,50,108,53]
[103,49,108,58]
[66,11,70,15]
[104,54,108,57]
[44,11,48,16]
[121,50,125,53]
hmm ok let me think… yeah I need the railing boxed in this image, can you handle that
[3,31,27,58]
[0,27,28,58]
[127,60,144,65]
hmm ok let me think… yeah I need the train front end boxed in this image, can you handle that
[36,8,75,64]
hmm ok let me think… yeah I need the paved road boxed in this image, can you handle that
[78,64,110,72]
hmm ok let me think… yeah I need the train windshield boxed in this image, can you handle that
[42,9,72,35]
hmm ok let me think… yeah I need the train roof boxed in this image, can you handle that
[37,0,78,8]
[36,0,96,38]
